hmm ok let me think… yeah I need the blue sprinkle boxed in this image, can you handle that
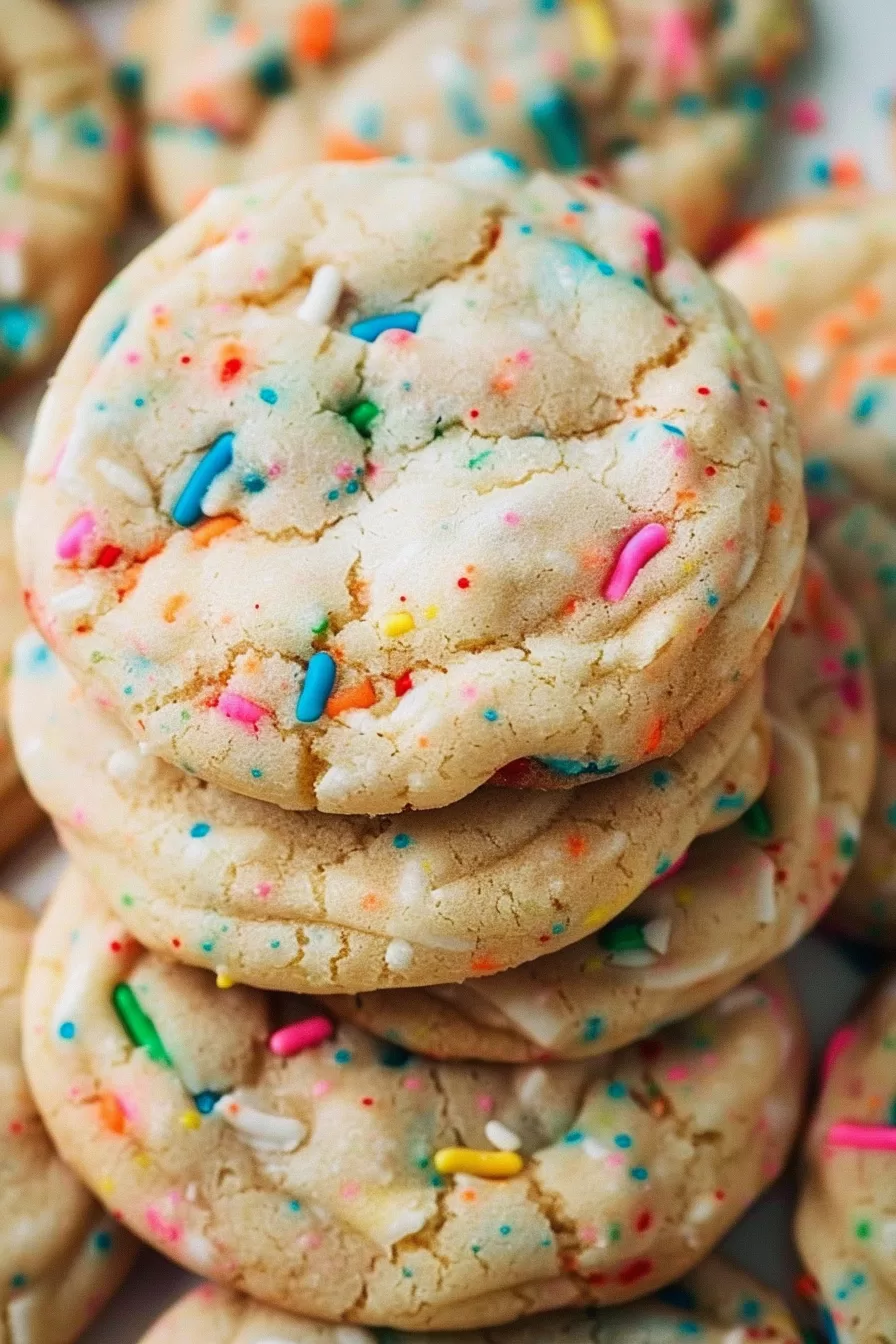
[630,1165,648,1180]
[243,472,266,493]
[72,112,106,148]
[810,159,832,184]
[582,1016,603,1042]
[288,1199,302,1212]
[739,1300,762,1323]
[652,769,671,789]
[707,591,719,608]
[190,822,211,838]
[519,223,533,235]
[10,1274,27,1289]
[483,708,499,721]
[447,89,486,136]
[334,1048,352,1064]
[852,389,880,422]
[259,387,278,404]
[567,200,587,212]
[393,833,412,849]
[250,767,263,778]
[675,92,708,116]
[172,432,235,527]
[614,1133,632,1148]
[715,792,745,811]
[563,1130,584,1144]
[536,755,619,777]
[0,304,43,354]
[350,312,421,342]
[661,422,685,436]
[193,1090,221,1114]
[58,1021,75,1040]
[528,86,585,169]
[677,1322,702,1335]
[499,1225,511,1236]
[607,1081,626,1099]
[296,651,337,722]
[93,1231,113,1253]
[134,397,145,408]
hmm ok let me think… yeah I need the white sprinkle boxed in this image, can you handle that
[0,247,24,299]
[383,1208,427,1242]
[755,857,778,925]
[449,149,524,184]
[583,1137,611,1161]
[297,264,343,326]
[792,345,826,380]
[335,1331,378,1344]
[688,1193,718,1224]
[95,457,154,507]
[517,1066,549,1109]
[643,917,672,954]
[385,938,414,971]
[214,1092,306,1152]
[609,948,657,968]
[485,1120,522,1152]
[106,746,147,781]
[51,583,97,615]
[722,1330,747,1344]
[184,1182,198,1202]
[7,1287,40,1344]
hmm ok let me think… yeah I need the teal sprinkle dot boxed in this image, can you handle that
[630,1166,648,1180]
[707,592,719,608]
[853,389,880,422]
[740,1300,762,1322]
[0,89,12,133]
[607,1081,626,1099]
[58,1021,75,1040]
[250,767,263,779]
[614,1133,632,1149]
[201,941,213,953]
[677,1322,702,1335]
[519,224,533,235]
[0,304,43,354]
[194,1090,220,1114]
[582,1016,603,1042]
[715,792,745,812]
[10,1274,27,1289]
[839,834,858,859]
[259,387,278,404]
[190,822,210,838]
[113,61,144,100]
[886,804,896,827]
[134,397,145,407]
[253,52,293,96]
[652,770,671,789]
[334,1048,352,1064]
[483,708,499,721]
[567,200,586,212]
[675,92,708,115]
[563,1130,584,1144]
[288,1199,302,1213]
[72,112,106,148]
[551,922,565,935]
[597,260,615,276]
[499,1225,512,1236]
[327,489,340,501]
[93,1231,113,1253]
[270,940,280,949]
[345,479,359,494]
[402,1266,414,1277]
[244,472,265,491]
[393,833,412,849]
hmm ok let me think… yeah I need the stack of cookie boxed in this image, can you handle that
[6,159,876,1334]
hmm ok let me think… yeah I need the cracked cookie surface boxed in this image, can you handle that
[24,867,807,1331]
[0,893,135,1344]
[0,0,131,396]
[717,199,896,946]
[12,627,768,992]
[136,1257,803,1343]
[124,0,804,258]
[17,162,806,815]
[317,553,877,1060]
[796,970,896,1344]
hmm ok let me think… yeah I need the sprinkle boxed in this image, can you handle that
[297,264,343,325]
[382,611,415,638]
[639,221,665,274]
[217,691,267,725]
[191,515,239,548]
[527,86,585,169]
[350,312,421,342]
[56,512,95,561]
[385,939,414,971]
[214,1092,307,1152]
[180,1111,201,1130]
[98,1093,126,1134]
[346,400,380,436]
[821,1025,858,1082]
[326,679,377,717]
[111,984,172,1066]
[433,1147,524,1178]
[215,970,234,989]
[269,1017,334,1057]
[172,433,235,528]
[96,457,154,506]
[599,921,647,953]
[603,523,669,602]
[293,1,337,62]
[743,800,773,838]
[826,1123,896,1152]
[569,0,616,61]
[643,917,672,954]
[485,1121,522,1152]
[296,651,338,722]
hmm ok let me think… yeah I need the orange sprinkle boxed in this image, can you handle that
[163,593,187,623]
[766,597,784,633]
[561,596,579,616]
[322,130,382,162]
[181,89,219,123]
[191,515,239,548]
[784,371,805,402]
[489,76,517,103]
[853,286,882,318]
[872,349,896,376]
[643,717,664,755]
[804,571,824,621]
[749,305,777,334]
[292,3,337,63]
[566,833,588,859]
[817,315,853,348]
[831,153,863,188]
[117,566,140,599]
[675,489,697,504]
[361,892,383,912]
[828,352,862,410]
[326,679,377,717]
[470,953,504,974]
[98,1093,126,1135]
[767,501,783,524]
[459,1187,478,1203]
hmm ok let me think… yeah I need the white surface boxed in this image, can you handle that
[2,1,894,1337]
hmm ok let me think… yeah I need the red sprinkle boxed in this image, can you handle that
[220,357,243,382]
[96,544,123,568]
[457,576,470,589]
[394,670,413,697]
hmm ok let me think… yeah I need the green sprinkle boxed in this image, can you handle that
[111,984,172,1066]
[311,615,330,635]
[598,921,646,953]
[743,799,773,838]
[346,400,379,436]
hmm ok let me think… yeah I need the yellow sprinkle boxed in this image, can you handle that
[424,605,439,621]
[99,1175,115,1196]
[180,1111,201,1130]
[433,1147,525,1178]
[216,969,234,989]
[571,0,616,61]
[381,611,415,638]
[134,1152,151,1170]
[674,886,695,909]
[583,902,614,929]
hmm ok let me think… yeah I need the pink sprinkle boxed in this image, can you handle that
[603,523,669,602]
[312,1079,332,1098]
[821,1025,858,1082]
[217,691,267,725]
[146,1207,182,1243]
[56,512,96,561]
[300,1231,323,1250]
[254,882,272,899]
[640,221,666,274]
[403,1076,422,1091]
[335,461,356,481]
[269,1016,334,1057]
[340,1182,360,1200]
[475,1093,495,1114]
[787,97,825,134]
[124,350,141,365]
[461,684,479,702]
[665,1065,689,1082]
[826,1122,896,1153]
[503,511,521,526]
[655,8,699,77]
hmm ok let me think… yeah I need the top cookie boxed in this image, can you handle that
[17,163,806,814]
[715,195,896,511]
[125,0,804,257]
[0,0,131,396]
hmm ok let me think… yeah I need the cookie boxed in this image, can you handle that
[11,631,768,994]
[124,0,803,258]
[318,553,877,1061]
[0,0,131,395]
[0,892,135,1342]
[717,200,896,945]
[0,437,42,857]
[17,162,806,816]
[136,1257,803,1344]
[25,867,807,1330]
[795,971,896,1344]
